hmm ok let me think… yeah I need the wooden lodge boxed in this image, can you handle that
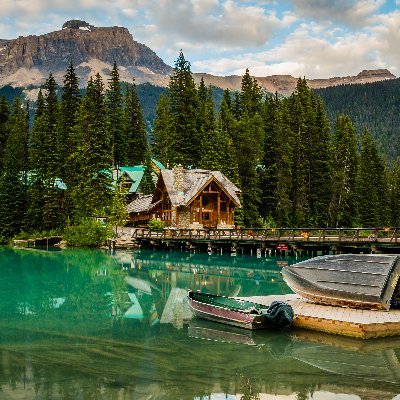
[127,166,241,228]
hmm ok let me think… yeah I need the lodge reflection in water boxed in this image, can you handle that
[1,247,400,400]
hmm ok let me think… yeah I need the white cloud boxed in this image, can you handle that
[137,0,294,51]
[0,0,398,80]
[292,0,385,27]
[193,19,397,78]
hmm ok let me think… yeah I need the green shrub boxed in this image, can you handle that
[148,218,165,230]
[64,218,112,247]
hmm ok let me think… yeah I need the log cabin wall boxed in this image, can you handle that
[129,167,241,228]
[188,181,234,228]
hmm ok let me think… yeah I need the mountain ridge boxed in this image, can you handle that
[0,20,396,96]
[0,20,171,88]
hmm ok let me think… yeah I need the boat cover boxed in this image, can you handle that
[261,301,294,328]
[282,254,400,310]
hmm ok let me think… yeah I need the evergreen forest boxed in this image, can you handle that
[316,78,400,161]
[0,52,399,243]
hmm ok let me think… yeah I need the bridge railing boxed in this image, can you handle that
[131,227,400,243]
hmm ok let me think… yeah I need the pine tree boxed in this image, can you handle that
[42,73,60,178]
[259,94,292,226]
[239,69,263,117]
[235,113,264,227]
[107,62,127,166]
[27,75,61,231]
[0,97,28,238]
[330,114,358,227]
[69,74,112,219]
[159,51,200,167]
[26,90,45,231]
[29,90,45,171]
[0,96,10,174]
[125,81,147,166]
[140,148,156,195]
[197,78,216,136]
[287,78,315,226]
[389,158,400,226]
[356,129,389,227]
[233,70,264,227]
[308,96,332,226]
[58,62,81,181]
[108,184,128,232]
[216,92,239,184]
[153,93,173,167]
[199,125,238,181]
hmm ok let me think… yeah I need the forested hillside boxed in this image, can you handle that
[1,53,400,244]
[315,78,400,161]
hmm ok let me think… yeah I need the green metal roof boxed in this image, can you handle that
[151,159,165,170]
[115,160,163,193]
[121,170,144,193]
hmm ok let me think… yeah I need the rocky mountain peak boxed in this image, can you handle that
[62,20,94,30]
[0,21,172,89]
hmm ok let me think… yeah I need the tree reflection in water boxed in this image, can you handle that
[0,247,399,399]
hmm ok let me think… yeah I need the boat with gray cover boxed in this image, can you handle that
[281,254,400,310]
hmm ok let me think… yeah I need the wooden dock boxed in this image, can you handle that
[244,294,400,339]
[132,227,400,254]
[13,236,63,248]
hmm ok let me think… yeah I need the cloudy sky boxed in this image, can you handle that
[0,0,399,78]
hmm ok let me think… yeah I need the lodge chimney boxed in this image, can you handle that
[173,164,184,193]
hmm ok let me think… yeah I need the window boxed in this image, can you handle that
[202,212,210,221]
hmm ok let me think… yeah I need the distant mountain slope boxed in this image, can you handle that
[0,20,396,98]
[0,19,172,88]
[315,78,400,161]
[195,69,396,96]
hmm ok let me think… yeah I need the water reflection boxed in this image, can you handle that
[0,247,399,399]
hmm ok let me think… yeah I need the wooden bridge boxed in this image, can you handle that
[131,227,400,255]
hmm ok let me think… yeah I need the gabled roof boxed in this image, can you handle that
[127,195,153,213]
[115,160,165,194]
[120,170,144,193]
[159,169,241,207]
[126,195,161,214]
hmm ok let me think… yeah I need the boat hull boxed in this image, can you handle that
[187,293,269,330]
[282,254,400,310]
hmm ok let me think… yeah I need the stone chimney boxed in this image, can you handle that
[173,165,185,193]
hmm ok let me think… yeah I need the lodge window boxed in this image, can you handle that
[202,212,210,221]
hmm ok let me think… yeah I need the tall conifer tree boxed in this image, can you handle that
[125,81,147,166]
[26,90,46,231]
[70,74,112,219]
[389,158,400,226]
[0,96,10,174]
[288,78,315,226]
[234,70,264,226]
[308,97,332,226]
[356,129,389,227]
[260,94,292,226]
[330,114,358,227]
[0,97,28,238]
[41,74,62,230]
[58,62,81,180]
[107,62,126,166]
[154,51,199,167]
[141,148,156,195]
[153,93,173,167]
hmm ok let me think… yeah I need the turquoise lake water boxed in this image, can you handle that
[0,247,400,400]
